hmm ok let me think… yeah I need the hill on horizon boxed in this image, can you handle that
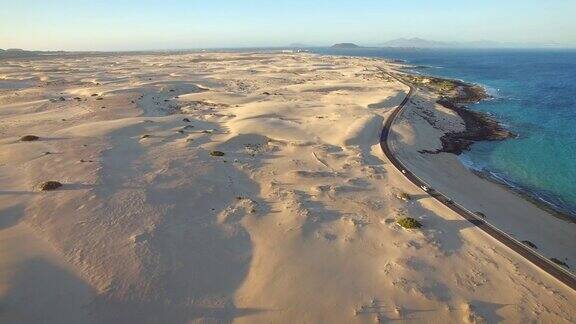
[380,37,563,49]
[331,43,361,49]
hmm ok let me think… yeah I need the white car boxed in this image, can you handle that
[401,169,407,174]
[420,185,429,192]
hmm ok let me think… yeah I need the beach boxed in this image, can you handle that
[0,51,574,323]
[387,73,576,271]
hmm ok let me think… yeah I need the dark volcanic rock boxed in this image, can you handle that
[417,79,514,155]
[434,99,514,155]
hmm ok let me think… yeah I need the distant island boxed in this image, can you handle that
[379,37,562,49]
[1,48,41,58]
[331,43,361,49]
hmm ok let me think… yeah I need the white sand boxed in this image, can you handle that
[0,52,574,323]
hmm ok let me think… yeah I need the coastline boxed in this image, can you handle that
[387,65,576,271]
[469,167,576,223]
[399,73,514,155]
[396,70,576,221]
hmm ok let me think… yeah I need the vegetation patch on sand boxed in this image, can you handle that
[38,181,62,191]
[210,150,225,157]
[396,192,411,201]
[397,217,422,229]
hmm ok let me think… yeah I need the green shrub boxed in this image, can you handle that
[397,217,422,229]
[397,192,411,201]
[39,181,62,191]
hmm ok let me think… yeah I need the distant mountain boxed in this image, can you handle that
[0,48,67,58]
[331,43,361,49]
[0,48,38,58]
[380,38,454,48]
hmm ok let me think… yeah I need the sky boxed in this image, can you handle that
[1,0,576,51]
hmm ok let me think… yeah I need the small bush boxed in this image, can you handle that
[20,135,40,142]
[210,150,225,157]
[38,181,62,191]
[141,134,151,139]
[397,192,411,201]
[397,217,422,229]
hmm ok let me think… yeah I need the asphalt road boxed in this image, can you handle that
[379,70,576,291]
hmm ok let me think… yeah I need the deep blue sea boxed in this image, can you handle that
[314,48,576,217]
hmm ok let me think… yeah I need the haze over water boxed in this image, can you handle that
[317,48,576,216]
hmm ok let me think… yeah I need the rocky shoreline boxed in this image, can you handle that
[436,95,514,155]
[401,73,575,220]
[403,74,514,155]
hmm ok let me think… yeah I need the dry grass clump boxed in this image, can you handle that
[397,217,422,229]
[38,181,62,191]
[20,135,40,141]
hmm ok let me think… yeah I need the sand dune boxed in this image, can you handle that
[0,52,574,323]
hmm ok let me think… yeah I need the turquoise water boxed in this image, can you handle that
[314,48,576,217]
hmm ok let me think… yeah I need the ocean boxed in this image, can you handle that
[314,47,576,217]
